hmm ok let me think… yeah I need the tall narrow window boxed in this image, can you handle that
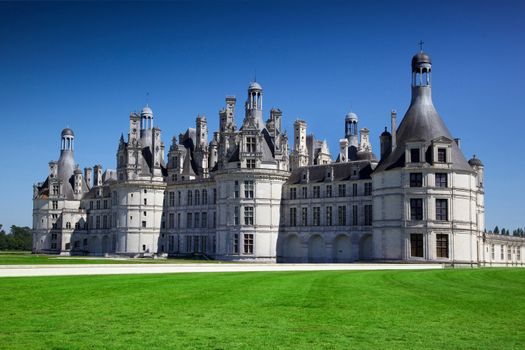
[436,234,449,258]
[364,183,372,196]
[244,180,254,198]
[169,213,174,229]
[352,183,358,196]
[410,148,420,163]
[364,205,372,226]
[437,148,447,163]
[233,234,239,254]
[410,173,423,187]
[436,199,448,221]
[501,245,505,260]
[234,206,239,225]
[234,181,239,198]
[289,207,297,227]
[410,199,423,220]
[326,206,332,226]
[202,212,207,228]
[213,189,217,204]
[352,205,358,226]
[301,207,308,226]
[169,192,175,206]
[338,206,347,226]
[194,213,200,228]
[243,234,254,254]
[410,234,424,257]
[290,187,297,200]
[246,137,256,153]
[313,207,320,226]
[338,184,346,197]
[313,186,320,198]
[246,159,256,168]
[435,173,447,188]
[244,206,254,226]
[52,201,58,210]
[187,190,193,206]
[302,187,308,199]
[326,185,332,198]
[202,190,208,204]
[178,191,181,205]
[187,213,192,228]
[195,190,200,205]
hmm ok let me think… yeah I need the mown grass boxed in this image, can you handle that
[0,269,524,349]
[0,251,218,265]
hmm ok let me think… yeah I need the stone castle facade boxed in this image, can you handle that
[32,51,525,265]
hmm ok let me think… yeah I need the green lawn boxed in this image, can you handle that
[0,251,217,265]
[0,269,524,349]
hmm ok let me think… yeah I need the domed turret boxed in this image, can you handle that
[248,81,262,91]
[345,112,358,122]
[468,155,484,167]
[345,112,358,146]
[61,128,74,137]
[140,104,153,130]
[411,52,432,72]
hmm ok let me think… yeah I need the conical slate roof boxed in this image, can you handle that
[375,85,472,172]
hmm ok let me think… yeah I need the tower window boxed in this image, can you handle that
[289,207,297,226]
[244,206,254,226]
[437,148,447,163]
[243,234,254,254]
[436,234,449,258]
[244,181,254,198]
[436,199,448,221]
[435,173,448,187]
[410,234,424,257]
[410,173,423,187]
[410,148,420,163]
[289,187,297,200]
[246,137,256,153]
[410,199,423,220]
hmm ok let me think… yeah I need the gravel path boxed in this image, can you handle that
[0,263,443,277]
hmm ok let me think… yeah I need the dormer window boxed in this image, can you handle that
[437,148,447,163]
[410,148,420,163]
[246,137,256,153]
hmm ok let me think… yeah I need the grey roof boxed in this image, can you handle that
[412,52,431,71]
[375,85,472,172]
[61,128,74,137]
[248,81,262,91]
[286,161,373,185]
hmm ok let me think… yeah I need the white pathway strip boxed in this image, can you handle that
[0,263,443,277]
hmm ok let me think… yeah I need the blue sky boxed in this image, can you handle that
[1,0,524,231]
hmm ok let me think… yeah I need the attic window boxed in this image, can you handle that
[437,148,447,163]
[353,170,357,176]
[410,148,420,163]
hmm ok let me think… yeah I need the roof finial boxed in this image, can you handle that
[146,92,150,106]
[254,68,257,83]
[418,40,424,52]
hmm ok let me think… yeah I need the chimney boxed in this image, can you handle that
[391,110,397,150]
[454,138,461,148]
[84,167,92,188]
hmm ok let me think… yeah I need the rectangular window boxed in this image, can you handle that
[518,247,521,261]
[338,184,346,197]
[411,148,420,163]
[52,185,59,196]
[410,234,424,257]
[96,216,100,229]
[187,190,193,206]
[410,173,423,187]
[89,201,93,210]
[233,234,239,254]
[194,213,200,228]
[169,192,175,206]
[246,159,256,168]
[352,183,358,196]
[289,207,297,227]
[177,213,181,228]
[436,234,449,258]
[195,190,200,206]
[213,189,217,204]
[364,183,372,196]
[491,244,495,260]
[313,186,320,198]
[103,215,108,229]
[507,247,512,261]
[301,207,308,226]
[290,187,297,200]
[364,205,372,226]
[352,205,358,226]
[338,206,347,226]
[501,245,505,260]
[234,181,239,198]
[213,212,216,228]
[246,137,256,153]
[186,237,192,253]
[437,148,447,163]
[104,200,108,209]
[234,206,239,225]
[436,199,448,221]
[435,173,447,188]
[313,207,320,226]
[202,190,208,204]
[326,185,332,198]
[187,213,192,228]
[52,201,58,210]
[244,206,254,226]
[302,187,308,199]
[410,199,423,220]
[243,234,254,254]
[326,206,332,226]
[142,221,146,228]
[143,198,147,206]
[202,212,207,228]
[169,213,174,229]
[178,191,181,205]
[244,180,254,198]
[96,200,100,210]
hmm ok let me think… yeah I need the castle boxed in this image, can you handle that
[32,51,525,265]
